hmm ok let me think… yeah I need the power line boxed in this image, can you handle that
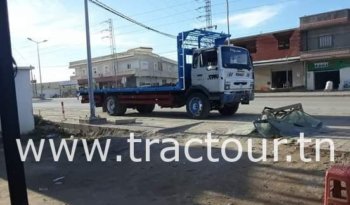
[114,0,243,30]
[20,0,303,58]
[20,0,300,58]
[89,0,177,39]
[19,0,292,54]
[13,48,29,64]
[113,0,299,37]
[118,0,242,24]
[126,0,200,18]
[107,0,297,36]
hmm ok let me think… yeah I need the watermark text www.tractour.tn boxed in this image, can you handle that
[16,133,335,163]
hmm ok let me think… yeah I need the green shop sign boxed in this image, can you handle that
[307,59,350,71]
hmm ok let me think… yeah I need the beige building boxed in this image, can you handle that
[31,80,77,98]
[69,47,178,89]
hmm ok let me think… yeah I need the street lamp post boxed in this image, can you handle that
[27,37,47,99]
[226,0,230,45]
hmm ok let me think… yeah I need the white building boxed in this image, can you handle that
[69,47,178,88]
[32,80,77,98]
[0,67,34,135]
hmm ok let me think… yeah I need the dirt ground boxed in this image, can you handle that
[1,121,349,205]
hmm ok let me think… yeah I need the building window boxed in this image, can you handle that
[170,65,175,72]
[141,61,149,70]
[158,62,163,71]
[104,66,109,74]
[273,31,293,50]
[319,35,333,49]
[127,64,131,69]
[162,79,167,85]
[278,38,290,50]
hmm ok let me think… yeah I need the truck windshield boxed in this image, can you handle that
[221,47,250,69]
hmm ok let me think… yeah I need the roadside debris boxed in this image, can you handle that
[254,103,323,138]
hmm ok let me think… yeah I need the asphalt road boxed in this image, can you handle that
[32,96,350,128]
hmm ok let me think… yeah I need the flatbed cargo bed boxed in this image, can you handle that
[79,84,183,95]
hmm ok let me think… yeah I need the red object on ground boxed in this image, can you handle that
[324,165,350,205]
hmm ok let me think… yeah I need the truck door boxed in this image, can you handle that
[191,49,221,92]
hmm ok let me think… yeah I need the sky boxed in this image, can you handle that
[7,0,350,82]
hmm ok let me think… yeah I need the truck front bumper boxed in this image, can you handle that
[221,90,254,105]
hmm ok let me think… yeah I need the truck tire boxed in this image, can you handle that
[218,103,239,116]
[186,93,210,119]
[136,104,155,114]
[104,96,127,116]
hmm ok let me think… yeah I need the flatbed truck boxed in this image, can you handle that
[79,29,254,119]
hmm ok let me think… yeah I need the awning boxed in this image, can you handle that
[254,57,300,67]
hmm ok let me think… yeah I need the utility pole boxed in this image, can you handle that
[27,38,47,99]
[84,0,96,119]
[196,0,216,30]
[101,18,118,87]
[30,68,38,97]
[204,0,213,30]
[226,0,231,45]
[0,0,29,204]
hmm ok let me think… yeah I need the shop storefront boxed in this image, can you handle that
[254,61,305,91]
[306,59,350,90]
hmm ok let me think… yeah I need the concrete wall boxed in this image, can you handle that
[255,68,271,91]
[306,71,315,90]
[340,67,350,89]
[233,29,301,61]
[0,67,34,134]
[292,65,305,87]
[135,55,177,79]
[300,9,350,30]
[255,31,300,61]
[302,24,350,51]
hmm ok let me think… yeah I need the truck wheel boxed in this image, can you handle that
[218,103,239,116]
[136,104,155,114]
[186,93,210,119]
[104,96,127,116]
